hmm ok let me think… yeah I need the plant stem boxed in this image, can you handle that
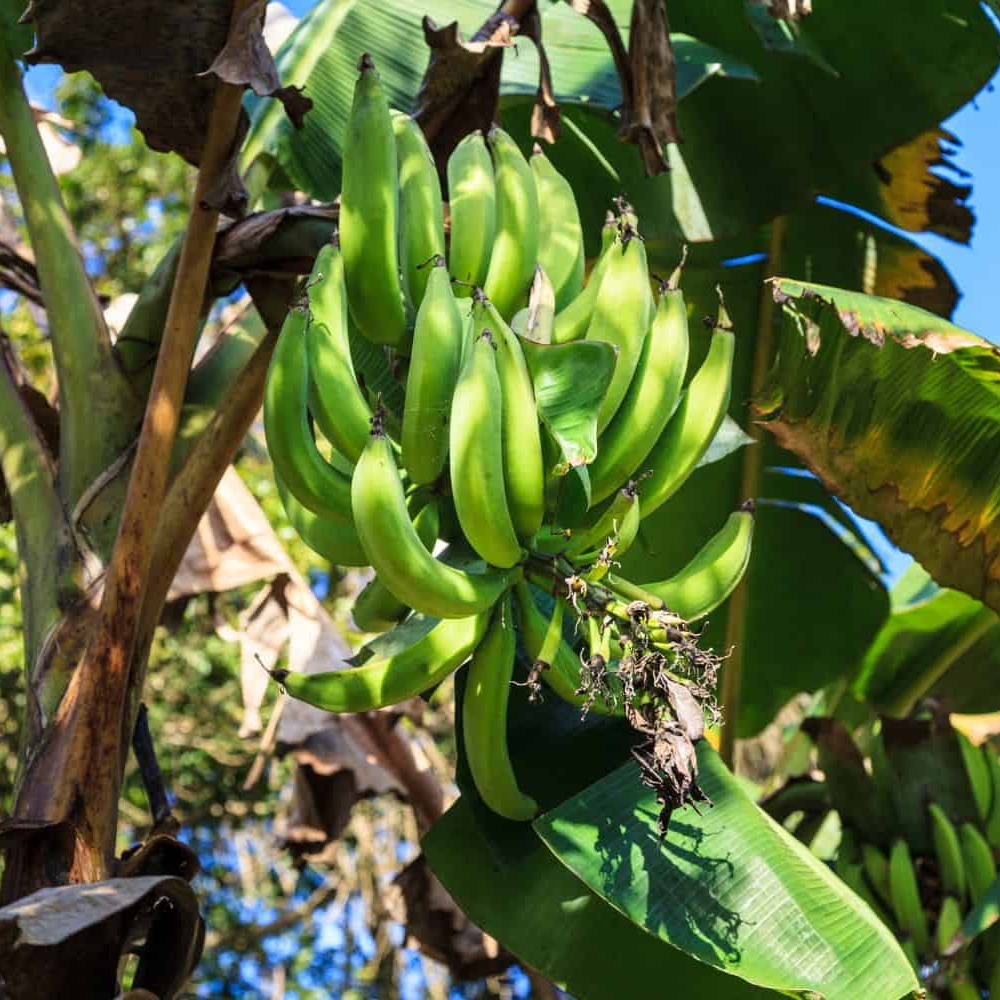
[0,336,69,666]
[604,572,665,610]
[0,41,138,508]
[719,216,785,769]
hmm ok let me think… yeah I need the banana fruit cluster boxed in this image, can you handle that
[264,54,753,821]
[835,729,1000,996]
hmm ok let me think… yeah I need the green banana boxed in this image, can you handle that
[351,423,511,617]
[278,610,489,713]
[514,581,619,715]
[836,860,892,928]
[391,111,446,310]
[585,227,654,431]
[305,239,372,463]
[984,746,1000,847]
[340,54,408,348]
[449,330,523,568]
[531,145,584,310]
[263,306,353,521]
[275,474,367,567]
[639,299,736,519]
[567,485,640,562]
[473,295,545,539]
[929,802,967,900]
[353,500,440,632]
[483,126,539,320]
[401,259,464,485]
[960,822,997,903]
[637,506,754,620]
[889,838,930,955]
[588,260,690,504]
[937,895,963,957]
[447,130,495,294]
[900,938,919,974]
[462,594,538,821]
[551,211,618,345]
[861,843,892,908]
[957,730,993,822]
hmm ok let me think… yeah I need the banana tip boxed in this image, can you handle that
[740,499,757,515]
[358,52,375,72]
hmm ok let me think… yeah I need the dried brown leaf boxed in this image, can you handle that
[519,5,560,143]
[387,855,513,981]
[619,0,679,175]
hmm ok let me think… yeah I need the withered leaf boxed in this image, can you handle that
[619,0,679,175]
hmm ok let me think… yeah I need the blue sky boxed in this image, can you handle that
[21,9,1000,340]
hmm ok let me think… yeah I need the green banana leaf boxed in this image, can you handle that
[757,278,1000,617]
[521,338,617,470]
[244,0,997,246]
[849,562,1000,718]
[423,795,776,999]
[532,747,918,1000]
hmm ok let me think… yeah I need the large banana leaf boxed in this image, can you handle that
[756,278,1000,616]
[533,747,918,1000]
[849,563,1000,718]
[244,1,995,245]
[423,795,775,999]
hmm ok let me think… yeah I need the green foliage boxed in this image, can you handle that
[53,73,191,298]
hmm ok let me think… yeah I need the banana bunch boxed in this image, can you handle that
[264,54,753,822]
[829,726,1000,997]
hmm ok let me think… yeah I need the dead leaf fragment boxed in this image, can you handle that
[619,0,680,175]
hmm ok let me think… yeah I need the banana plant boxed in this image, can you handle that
[1,0,999,996]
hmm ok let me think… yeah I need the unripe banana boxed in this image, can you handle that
[836,860,893,928]
[340,54,408,348]
[305,238,372,463]
[861,843,892,908]
[566,485,639,562]
[531,145,585,310]
[401,260,464,485]
[353,500,439,632]
[462,594,538,820]
[483,127,539,320]
[275,474,367,567]
[889,838,930,955]
[447,130,495,294]
[637,506,754,621]
[937,895,963,957]
[277,610,489,713]
[639,298,736,519]
[585,226,654,431]
[263,306,353,522]
[929,802,967,900]
[472,295,545,539]
[957,731,993,822]
[449,330,523,568]
[551,211,618,345]
[391,111,446,310]
[960,822,997,903]
[351,423,511,617]
[984,747,1000,847]
[588,258,690,504]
